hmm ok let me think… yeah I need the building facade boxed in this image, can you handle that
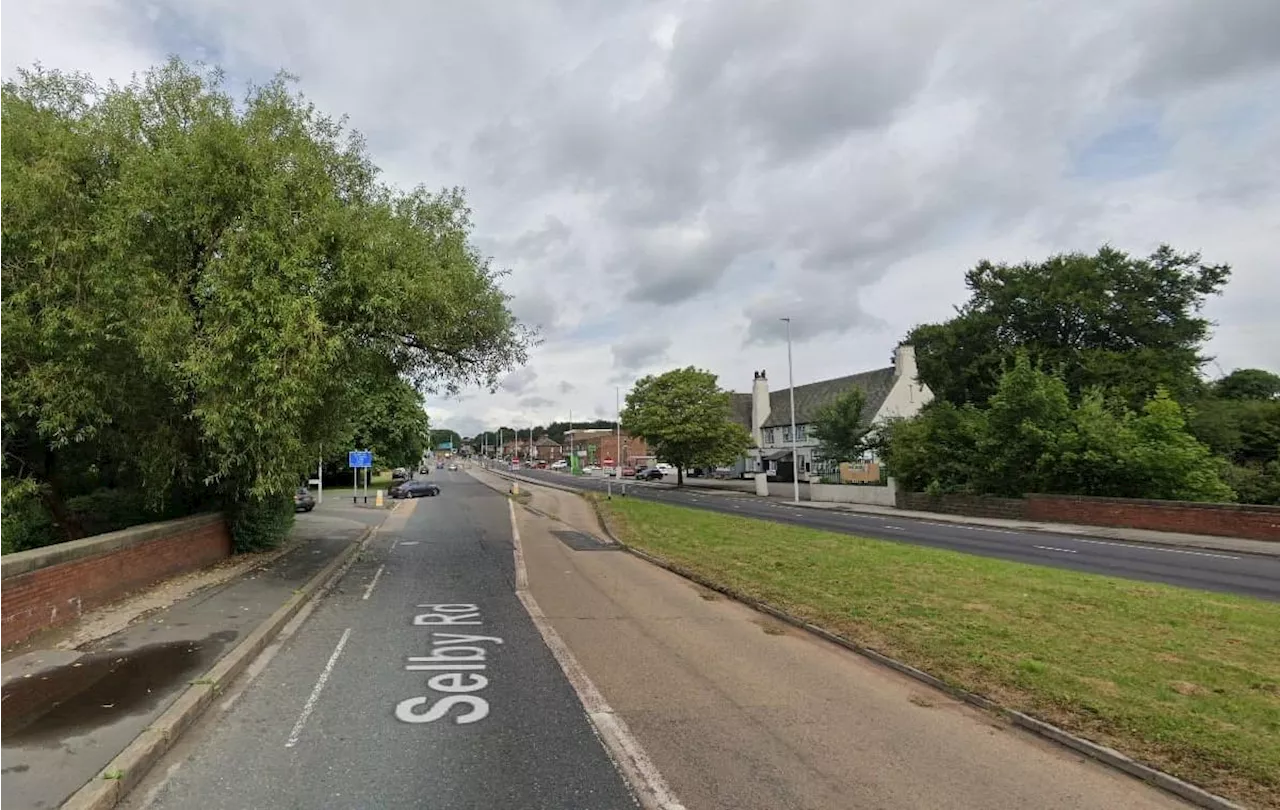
[733,344,933,483]
[562,428,649,468]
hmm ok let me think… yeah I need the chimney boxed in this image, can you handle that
[893,344,918,381]
[752,370,771,446]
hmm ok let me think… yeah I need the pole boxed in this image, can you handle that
[782,317,799,504]
[318,452,323,505]
[568,409,573,473]
[616,386,624,493]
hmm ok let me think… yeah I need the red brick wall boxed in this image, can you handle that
[895,491,1028,520]
[2,517,232,646]
[1027,495,1280,541]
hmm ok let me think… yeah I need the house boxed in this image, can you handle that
[734,344,933,483]
[533,436,563,461]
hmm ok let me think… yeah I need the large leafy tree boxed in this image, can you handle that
[2,60,530,549]
[909,245,1231,408]
[810,388,871,465]
[621,367,752,486]
[1212,369,1280,401]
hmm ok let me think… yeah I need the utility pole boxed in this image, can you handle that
[781,317,800,504]
[616,386,624,493]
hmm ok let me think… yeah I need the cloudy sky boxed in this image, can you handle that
[5,0,1278,437]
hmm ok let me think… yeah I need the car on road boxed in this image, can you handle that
[294,487,316,512]
[621,466,636,477]
[391,467,409,482]
[391,479,440,499]
[550,459,568,470]
[635,467,665,481]
[448,463,458,471]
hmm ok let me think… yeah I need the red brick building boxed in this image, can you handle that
[563,429,649,467]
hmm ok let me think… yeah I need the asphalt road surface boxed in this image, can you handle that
[125,473,636,810]
[509,468,1280,600]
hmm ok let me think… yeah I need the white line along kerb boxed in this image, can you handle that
[362,565,386,600]
[505,498,685,810]
[285,627,353,748]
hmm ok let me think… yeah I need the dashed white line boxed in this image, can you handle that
[361,565,385,600]
[1069,537,1239,559]
[285,627,352,748]
[399,540,420,546]
[1034,545,1079,554]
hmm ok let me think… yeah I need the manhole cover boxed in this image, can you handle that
[551,530,620,552]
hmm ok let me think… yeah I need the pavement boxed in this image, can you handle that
[0,497,386,810]
[500,466,1280,600]
[470,468,1193,810]
[118,469,636,810]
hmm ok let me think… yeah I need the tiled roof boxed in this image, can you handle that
[535,436,560,447]
[729,392,753,430]
[760,366,896,429]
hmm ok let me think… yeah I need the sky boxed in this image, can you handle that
[5,0,1279,439]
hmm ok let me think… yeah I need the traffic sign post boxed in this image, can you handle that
[349,450,373,504]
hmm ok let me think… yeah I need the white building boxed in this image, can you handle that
[735,344,933,483]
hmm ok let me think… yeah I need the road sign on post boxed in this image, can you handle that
[348,450,373,468]
[349,450,373,504]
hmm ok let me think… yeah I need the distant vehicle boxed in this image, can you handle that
[535,460,548,469]
[621,466,637,477]
[294,487,316,512]
[655,463,675,474]
[550,459,568,470]
[635,467,664,481]
[391,479,439,499]
[436,461,444,470]
[448,463,458,471]
[391,467,409,481]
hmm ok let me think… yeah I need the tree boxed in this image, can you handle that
[621,367,752,486]
[348,376,431,470]
[909,245,1231,408]
[429,429,464,452]
[1129,390,1235,502]
[1213,369,1280,401]
[2,60,530,550]
[810,388,871,466]
[979,354,1073,496]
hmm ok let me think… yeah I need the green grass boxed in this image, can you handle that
[598,496,1280,808]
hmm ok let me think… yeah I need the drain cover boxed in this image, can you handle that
[551,530,620,551]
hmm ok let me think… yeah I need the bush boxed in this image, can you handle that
[227,492,294,553]
[1,485,200,555]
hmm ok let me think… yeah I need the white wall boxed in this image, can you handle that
[809,480,897,507]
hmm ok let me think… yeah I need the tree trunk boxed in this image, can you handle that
[677,466,684,487]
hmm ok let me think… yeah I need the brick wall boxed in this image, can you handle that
[895,491,1027,519]
[1027,495,1280,541]
[2,514,231,647]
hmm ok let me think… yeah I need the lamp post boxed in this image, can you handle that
[781,317,800,504]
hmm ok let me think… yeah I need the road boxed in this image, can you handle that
[508,468,1280,600]
[125,473,636,810]
[125,470,1193,810]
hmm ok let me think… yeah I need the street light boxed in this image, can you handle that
[781,317,800,504]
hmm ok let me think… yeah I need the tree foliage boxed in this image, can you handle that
[909,245,1231,408]
[2,60,529,550]
[883,355,1233,502]
[1212,369,1280,402]
[810,388,870,464]
[621,368,752,486]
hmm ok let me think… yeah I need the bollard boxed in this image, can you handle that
[376,489,384,507]
[511,482,520,496]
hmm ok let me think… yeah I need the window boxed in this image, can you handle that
[796,424,807,440]
[764,428,775,444]
[782,427,792,442]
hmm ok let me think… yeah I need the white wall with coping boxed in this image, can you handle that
[808,480,898,507]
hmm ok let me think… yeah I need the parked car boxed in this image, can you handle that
[391,467,409,481]
[550,459,568,470]
[391,479,440,499]
[294,487,316,512]
[621,466,637,477]
[635,467,664,481]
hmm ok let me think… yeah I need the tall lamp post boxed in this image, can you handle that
[781,317,800,504]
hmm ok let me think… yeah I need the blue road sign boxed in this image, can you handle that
[348,450,373,468]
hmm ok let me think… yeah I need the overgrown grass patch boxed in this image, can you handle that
[599,496,1280,808]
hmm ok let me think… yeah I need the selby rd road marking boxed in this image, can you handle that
[396,606,504,726]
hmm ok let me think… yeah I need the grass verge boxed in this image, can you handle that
[597,496,1280,808]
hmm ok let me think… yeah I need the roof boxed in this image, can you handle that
[535,436,560,447]
[761,366,897,429]
[728,392,753,430]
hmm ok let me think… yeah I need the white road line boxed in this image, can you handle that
[399,540,420,546]
[882,524,905,530]
[506,500,684,810]
[285,627,352,748]
[362,565,385,600]
[390,538,399,551]
[1068,537,1239,559]
[1034,545,1079,554]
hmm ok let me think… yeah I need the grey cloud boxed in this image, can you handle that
[510,216,572,260]
[743,285,887,346]
[500,367,538,395]
[1125,0,1280,95]
[558,380,576,394]
[509,290,558,332]
[612,335,671,371]
[518,395,557,408]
